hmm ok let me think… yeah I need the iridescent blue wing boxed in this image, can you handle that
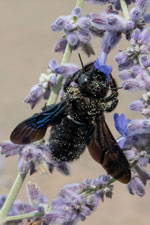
[10,102,66,145]
[87,118,131,184]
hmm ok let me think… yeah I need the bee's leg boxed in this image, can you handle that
[105,99,118,112]
[104,91,118,102]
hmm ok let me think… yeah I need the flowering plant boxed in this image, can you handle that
[1,0,150,224]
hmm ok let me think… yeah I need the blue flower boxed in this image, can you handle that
[114,113,131,137]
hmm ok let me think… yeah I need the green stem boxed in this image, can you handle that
[3,211,44,223]
[76,0,84,8]
[0,172,27,225]
[120,0,130,20]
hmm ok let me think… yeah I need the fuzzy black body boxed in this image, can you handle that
[50,117,88,162]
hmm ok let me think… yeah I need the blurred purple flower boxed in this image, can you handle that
[127,176,145,197]
[53,36,67,53]
[0,142,70,176]
[45,175,113,224]
[24,84,44,109]
[27,182,48,209]
[0,142,24,156]
[114,113,131,137]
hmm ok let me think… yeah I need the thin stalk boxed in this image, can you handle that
[76,0,84,8]
[0,172,27,225]
[4,211,44,223]
[120,0,130,20]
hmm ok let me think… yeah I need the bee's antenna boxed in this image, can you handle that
[78,53,84,69]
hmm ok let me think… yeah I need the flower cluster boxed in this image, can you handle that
[114,113,150,196]
[24,60,79,109]
[45,175,113,225]
[0,176,113,224]
[0,142,70,176]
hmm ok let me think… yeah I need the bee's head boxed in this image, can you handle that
[78,65,110,98]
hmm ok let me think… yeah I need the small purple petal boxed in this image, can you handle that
[130,7,141,21]
[55,63,79,78]
[119,70,133,80]
[129,100,144,111]
[51,16,69,32]
[77,17,91,29]
[144,13,150,23]
[67,33,78,46]
[24,84,43,109]
[140,54,150,68]
[0,142,23,157]
[18,157,31,174]
[132,28,141,41]
[43,89,50,100]
[123,149,137,161]
[135,164,150,185]
[54,160,70,175]
[49,74,58,85]
[114,113,131,136]
[72,7,82,18]
[54,37,67,53]
[48,59,59,71]
[115,51,129,65]
[127,177,145,197]
[102,31,121,54]
[26,182,41,207]
[98,175,110,184]
[122,79,145,91]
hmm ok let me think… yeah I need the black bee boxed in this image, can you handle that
[10,59,131,184]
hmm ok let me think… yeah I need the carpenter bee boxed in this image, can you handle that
[10,58,131,184]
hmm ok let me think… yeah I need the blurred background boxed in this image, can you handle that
[0,1,150,225]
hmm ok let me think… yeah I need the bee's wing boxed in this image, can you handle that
[10,102,66,145]
[87,118,131,184]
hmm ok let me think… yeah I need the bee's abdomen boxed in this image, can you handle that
[49,117,88,162]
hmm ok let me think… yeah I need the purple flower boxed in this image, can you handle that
[55,63,79,79]
[0,142,24,156]
[53,36,67,53]
[45,175,113,224]
[24,84,43,109]
[127,176,145,197]
[71,7,82,18]
[26,182,48,208]
[114,113,131,137]
[0,141,70,176]
[129,100,144,111]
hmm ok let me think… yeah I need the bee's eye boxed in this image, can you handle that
[79,74,89,87]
